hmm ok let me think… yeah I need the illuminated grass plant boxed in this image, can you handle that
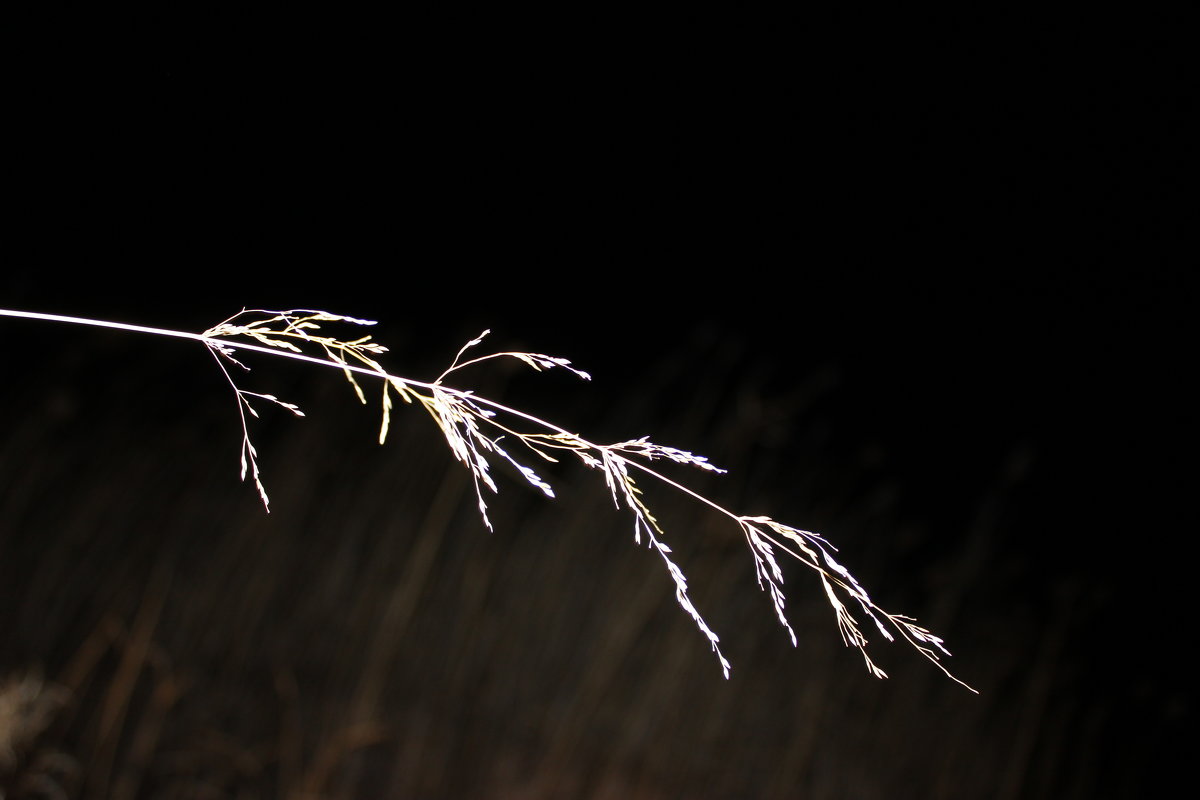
[0,308,976,691]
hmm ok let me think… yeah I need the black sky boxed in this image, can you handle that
[9,12,1188,532]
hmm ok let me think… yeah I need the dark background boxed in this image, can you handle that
[2,10,1191,798]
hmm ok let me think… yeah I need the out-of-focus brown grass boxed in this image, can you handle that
[0,325,1100,798]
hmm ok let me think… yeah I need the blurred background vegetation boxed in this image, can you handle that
[0,319,1097,798]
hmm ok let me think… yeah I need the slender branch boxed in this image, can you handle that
[0,309,213,342]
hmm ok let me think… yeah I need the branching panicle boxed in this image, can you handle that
[0,306,976,691]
